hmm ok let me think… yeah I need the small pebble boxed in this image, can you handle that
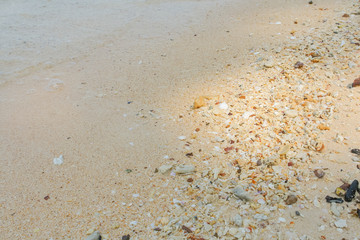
[330,202,341,217]
[85,231,101,240]
[233,186,252,201]
[294,61,304,68]
[193,96,206,109]
[233,214,243,227]
[158,165,173,174]
[53,155,64,165]
[345,180,358,202]
[122,234,130,240]
[351,148,360,155]
[285,195,298,205]
[174,165,195,174]
[314,169,325,178]
[334,219,347,228]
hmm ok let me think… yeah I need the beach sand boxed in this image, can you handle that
[1,0,360,239]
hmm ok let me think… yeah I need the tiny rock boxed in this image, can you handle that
[344,180,358,202]
[278,145,290,159]
[228,228,238,236]
[233,214,243,227]
[53,155,64,165]
[178,136,186,140]
[278,145,290,155]
[160,216,169,225]
[318,124,330,130]
[193,96,206,109]
[334,219,347,228]
[314,169,325,178]
[218,102,229,110]
[233,186,252,201]
[342,13,350,18]
[174,165,195,174]
[313,197,321,207]
[285,195,298,205]
[294,61,304,68]
[352,77,360,88]
[351,148,360,155]
[182,225,192,233]
[285,110,298,118]
[122,235,130,240]
[85,231,101,240]
[330,203,341,217]
[335,134,344,143]
[158,165,173,174]
[264,59,275,68]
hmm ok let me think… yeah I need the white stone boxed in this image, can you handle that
[254,214,268,221]
[313,197,321,208]
[318,225,326,231]
[264,59,275,68]
[233,186,252,201]
[178,136,186,140]
[285,110,298,118]
[218,102,229,110]
[203,222,212,231]
[233,214,243,227]
[174,165,195,174]
[85,231,101,240]
[334,219,347,228]
[330,203,340,217]
[158,165,173,174]
[53,155,64,165]
[228,228,238,236]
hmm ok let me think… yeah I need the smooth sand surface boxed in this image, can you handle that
[1,0,359,239]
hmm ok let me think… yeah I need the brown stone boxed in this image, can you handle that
[318,124,330,130]
[294,61,304,69]
[285,195,298,205]
[352,77,360,88]
[193,96,205,109]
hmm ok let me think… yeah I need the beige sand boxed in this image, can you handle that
[1,0,359,239]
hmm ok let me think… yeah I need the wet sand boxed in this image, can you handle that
[1,0,359,239]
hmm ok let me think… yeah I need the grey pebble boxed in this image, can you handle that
[85,231,101,240]
[232,186,252,201]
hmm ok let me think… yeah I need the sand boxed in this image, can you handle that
[0,0,359,239]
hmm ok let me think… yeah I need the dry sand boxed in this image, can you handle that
[1,0,360,239]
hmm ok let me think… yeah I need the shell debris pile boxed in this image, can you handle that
[151,3,360,239]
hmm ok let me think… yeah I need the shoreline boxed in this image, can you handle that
[1,0,360,239]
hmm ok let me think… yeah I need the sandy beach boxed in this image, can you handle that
[1,0,360,239]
